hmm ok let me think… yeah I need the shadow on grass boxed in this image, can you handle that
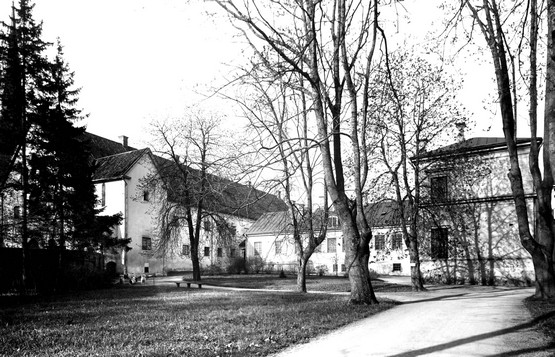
[387,311,555,357]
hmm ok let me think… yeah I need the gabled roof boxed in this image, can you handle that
[246,201,407,236]
[247,211,291,235]
[93,148,150,182]
[152,155,287,220]
[417,137,540,159]
[82,132,136,159]
[85,132,287,220]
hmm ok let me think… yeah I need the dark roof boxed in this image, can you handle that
[365,201,406,228]
[418,137,540,159]
[82,132,136,159]
[85,131,287,220]
[93,148,150,181]
[152,155,287,221]
[247,201,407,236]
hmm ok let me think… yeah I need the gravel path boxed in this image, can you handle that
[273,285,554,357]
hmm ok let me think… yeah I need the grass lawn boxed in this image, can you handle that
[0,282,398,357]
[195,274,414,293]
[524,297,555,345]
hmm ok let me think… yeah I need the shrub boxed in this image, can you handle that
[245,256,265,274]
[226,257,246,274]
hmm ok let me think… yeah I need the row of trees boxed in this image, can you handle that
[204,0,555,302]
[0,0,123,289]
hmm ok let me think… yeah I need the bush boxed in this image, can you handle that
[226,257,246,274]
[245,256,265,274]
[202,264,223,276]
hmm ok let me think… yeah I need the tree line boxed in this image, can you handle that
[0,0,124,291]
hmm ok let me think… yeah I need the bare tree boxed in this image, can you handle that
[458,0,555,298]
[215,0,384,304]
[369,50,463,290]
[228,65,330,292]
[145,111,237,281]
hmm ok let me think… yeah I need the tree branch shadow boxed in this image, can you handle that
[387,311,555,357]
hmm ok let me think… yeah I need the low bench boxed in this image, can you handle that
[174,281,202,289]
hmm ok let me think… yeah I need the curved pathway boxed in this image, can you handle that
[273,285,555,357]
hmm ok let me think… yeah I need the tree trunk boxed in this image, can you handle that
[408,237,425,290]
[296,258,308,293]
[190,243,201,281]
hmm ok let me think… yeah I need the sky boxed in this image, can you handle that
[0,0,508,149]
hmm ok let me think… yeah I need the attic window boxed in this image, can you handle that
[143,190,150,202]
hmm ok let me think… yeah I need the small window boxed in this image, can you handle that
[142,237,152,250]
[143,190,150,202]
[374,234,385,250]
[204,247,210,257]
[217,247,223,257]
[392,263,402,272]
[341,264,346,272]
[328,216,339,227]
[144,263,150,273]
[431,227,448,260]
[327,238,337,253]
[254,242,261,256]
[230,248,236,258]
[204,220,212,231]
[392,233,403,250]
[333,264,338,272]
[101,183,106,206]
[430,176,448,203]
[275,240,282,255]
[14,206,21,219]
[182,244,190,256]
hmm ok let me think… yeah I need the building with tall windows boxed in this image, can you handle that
[415,137,538,285]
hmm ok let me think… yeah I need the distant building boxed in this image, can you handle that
[244,202,409,276]
[86,132,287,275]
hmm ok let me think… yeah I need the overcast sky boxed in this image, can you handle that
[1,0,507,148]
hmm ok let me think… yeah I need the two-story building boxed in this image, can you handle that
[415,137,538,285]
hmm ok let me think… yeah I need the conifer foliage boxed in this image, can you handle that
[0,1,120,274]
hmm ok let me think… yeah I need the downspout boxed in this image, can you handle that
[123,178,129,274]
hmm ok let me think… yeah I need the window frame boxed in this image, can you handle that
[182,244,190,256]
[392,233,403,250]
[275,240,282,255]
[204,247,210,257]
[327,237,337,253]
[431,227,448,260]
[142,236,152,251]
[374,234,385,251]
[254,242,261,256]
[430,175,448,203]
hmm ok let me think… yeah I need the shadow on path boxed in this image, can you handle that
[386,311,555,357]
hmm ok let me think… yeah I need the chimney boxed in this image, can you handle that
[119,135,129,148]
[455,122,466,142]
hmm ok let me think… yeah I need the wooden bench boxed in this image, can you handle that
[174,281,202,289]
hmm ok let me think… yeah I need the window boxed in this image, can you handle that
[430,176,448,203]
[204,247,210,257]
[143,189,150,202]
[392,233,403,250]
[254,242,261,256]
[333,264,338,272]
[13,206,21,219]
[431,227,448,260]
[204,220,212,231]
[341,264,346,272]
[101,183,106,206]
[142,237,152,250]
[328,216,339,227]
[144,263,150,273]
[217,247,223,257]
[327,238,337,253]
[182,244,190,256]
[275,240,282,255]
[374,234,385,250]
[230,248,236,258]
[392,263,402,272]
